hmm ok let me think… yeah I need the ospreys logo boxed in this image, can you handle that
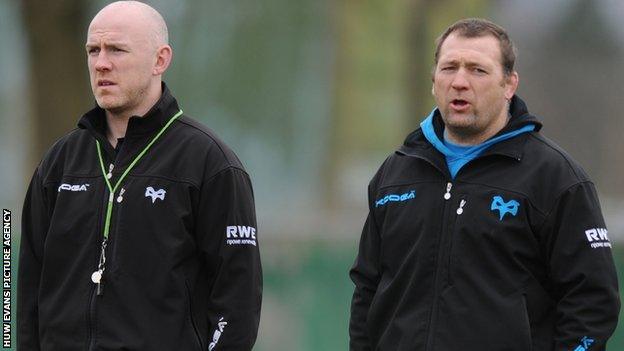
[145,187,166,203]
[490,195,519,220]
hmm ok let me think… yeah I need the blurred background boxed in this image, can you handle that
[1,0,623,349]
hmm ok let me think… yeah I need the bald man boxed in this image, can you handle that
[18,2,262,350]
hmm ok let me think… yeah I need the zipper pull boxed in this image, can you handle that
[106,164,114,179]
[117,188,125,203]
[444,182,452,200]
[456,199,466,215]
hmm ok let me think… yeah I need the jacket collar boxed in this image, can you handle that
[77,82,181,163]
[397,95,543,173]
[77,82,180,140]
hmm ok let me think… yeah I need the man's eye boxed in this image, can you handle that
[474,68,487,74]
[87,48,100,54]
[440,67,454,71]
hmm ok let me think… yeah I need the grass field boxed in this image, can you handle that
[258,242,624,350]
[8,240,624,350]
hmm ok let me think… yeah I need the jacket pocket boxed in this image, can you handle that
[520,293,533,351]
[185,280,204,351]
[436,287,533,351]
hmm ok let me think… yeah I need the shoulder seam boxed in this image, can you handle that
[536,180,595,233]
[175,117,238,168]
[204,165,249,185]
[527,133,583,181]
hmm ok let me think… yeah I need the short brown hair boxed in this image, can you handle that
[434,18,517,76]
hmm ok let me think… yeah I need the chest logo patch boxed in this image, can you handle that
[375,190,416,207]
[145,187,166,203]
[491,195,519,220]
[585,228,610,249]
[58,183,90,192]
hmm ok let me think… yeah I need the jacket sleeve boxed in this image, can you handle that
[349,183,382,351]
[195,166,262,351]
[540,182,620,351]
[18,168,50,351]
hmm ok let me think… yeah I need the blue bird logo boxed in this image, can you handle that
[490,196,519,220]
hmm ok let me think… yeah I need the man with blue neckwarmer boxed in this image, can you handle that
[349,18,619,351]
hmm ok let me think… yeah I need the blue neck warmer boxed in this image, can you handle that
[420,108,536,179]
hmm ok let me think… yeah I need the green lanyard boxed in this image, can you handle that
[95,109,183,239]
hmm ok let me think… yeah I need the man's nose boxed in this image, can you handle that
[450,69,469,90]
[94,51,112,71]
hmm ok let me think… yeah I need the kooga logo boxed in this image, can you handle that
[58,183,90,192]
[375,190,415,207]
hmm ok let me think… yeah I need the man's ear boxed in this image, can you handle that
[504,71,519,100]
[431,68,437,96]
[153,45,172,76]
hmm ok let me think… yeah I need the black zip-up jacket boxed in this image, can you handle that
[350,96,619,351]
[18,84,262,350]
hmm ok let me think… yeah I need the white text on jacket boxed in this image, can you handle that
[57,183,90,192]
[585,228,611,249]
[226,226,257,246]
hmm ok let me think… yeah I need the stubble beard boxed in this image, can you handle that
[440,108,482,139]
[441,100,509,143]
[97,84,149,117]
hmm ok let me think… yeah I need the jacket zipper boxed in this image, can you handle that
[88,168,128,350]
[86,110,183,350]
[446,197,467,286]
[89,164,127,350]
[424,182,462,351]
[87,288,98,351]
[443,182,452,200]
[87,170,114,351]
[456,199,466,215]
[93,163,116,295]
[106,163,113,179]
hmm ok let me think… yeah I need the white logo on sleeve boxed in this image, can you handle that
[226,226,257,246]
[585,227,611,249]
[58,183,90,192]
[208,317,228,350]
[145,187,166,203]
